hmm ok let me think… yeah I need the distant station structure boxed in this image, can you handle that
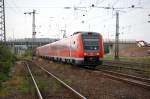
[6,38,59,54]
[7,38,58,47]
[6,38,137,55]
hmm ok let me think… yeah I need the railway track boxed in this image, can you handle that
[96,68,150,90]
[99,64,150,74]
[35,58,150,90]
[97,60,150,90]
[103,60,149,72]
[23,62,43,99]
[102,60,150,72]
[98,60,150,79]
[24,61,87,99]
[103,60,150,66]
[26,58,150,98]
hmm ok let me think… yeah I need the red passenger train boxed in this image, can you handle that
[36,31,104,67]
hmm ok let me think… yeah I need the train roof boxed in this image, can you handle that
[73,31,100,35]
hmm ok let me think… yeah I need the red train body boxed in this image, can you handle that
[36,31,104,67]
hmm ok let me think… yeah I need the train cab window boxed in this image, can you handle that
[82,32,100,52]
[84,46,99,50]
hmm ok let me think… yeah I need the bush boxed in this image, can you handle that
[23,49,32,57]
[0,45,16,63]
[0,72,9,81]
[0,44,16,88]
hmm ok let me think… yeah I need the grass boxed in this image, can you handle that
[0,77,27,95]
[0,84,9,96]
[63,79,72,85]
[49,78,72,93]
[0,60,33,96]
[17,77,33,94]
[34,72,73,93]
[51,79,62,93]
[0,74,33,96]
[36,78,51,91]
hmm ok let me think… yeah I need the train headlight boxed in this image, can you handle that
[84,53,87,56]
[96,53,99,55]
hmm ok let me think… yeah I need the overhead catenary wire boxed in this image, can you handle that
[5,0,150,41]
[64,0,146,28]
[5,0,24,14]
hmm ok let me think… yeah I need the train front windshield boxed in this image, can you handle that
[82,32,100,52]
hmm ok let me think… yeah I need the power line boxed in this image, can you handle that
[5,0,24,14]
[95,0,105,6]
[5,1,18,14]
[10,0,24,13]
[5,6,73,8]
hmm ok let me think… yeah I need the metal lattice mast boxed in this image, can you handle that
[0,0,6,42]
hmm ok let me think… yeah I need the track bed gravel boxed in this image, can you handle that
[36,58,150,99]
[0,61,78,99]
[28,61,79,99]
[1,59,150,99]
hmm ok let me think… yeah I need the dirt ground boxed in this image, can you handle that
[119,47,150,57]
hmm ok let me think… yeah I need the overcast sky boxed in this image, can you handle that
[5,0,150,42]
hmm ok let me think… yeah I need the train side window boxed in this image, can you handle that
[72,41,77,48]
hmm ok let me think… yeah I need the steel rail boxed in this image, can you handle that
[24,62,43,99]
[37,64,87,99]
[99,69,150,83]
[100,64,150,73]
[102,59,150,66]
[96,69,150,90]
